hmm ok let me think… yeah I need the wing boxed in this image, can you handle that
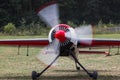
[78,38,120,47]
[0,38,49,46]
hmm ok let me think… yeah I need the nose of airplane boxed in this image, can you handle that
[54,30,66,42]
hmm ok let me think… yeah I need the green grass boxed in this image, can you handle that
[0,35,47,39]
[94,34,120,39]
[0,34,120,80]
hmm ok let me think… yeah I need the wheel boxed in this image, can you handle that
[92,71,98,80]
[32,71,38,80]
[76,67,80,70]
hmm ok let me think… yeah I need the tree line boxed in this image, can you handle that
[0,0,120,28]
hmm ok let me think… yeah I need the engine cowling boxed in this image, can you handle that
[48,24,76,56]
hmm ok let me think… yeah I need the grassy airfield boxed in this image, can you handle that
[0,34,120,80]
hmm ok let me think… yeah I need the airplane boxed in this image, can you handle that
[0,1,120,80]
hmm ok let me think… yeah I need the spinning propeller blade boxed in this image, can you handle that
[66,25,93,45]
[37,1,59,27]
[36,1,93,66]
[37,39,60,66]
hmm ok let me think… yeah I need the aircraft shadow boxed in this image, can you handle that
[54,69,118,73]
[0,75,120,80]
[0,70,119,80]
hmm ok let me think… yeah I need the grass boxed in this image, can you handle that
[0,34,120,80]
[94,34,120,39]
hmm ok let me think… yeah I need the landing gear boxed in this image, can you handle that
[32,71,38,80]
[75,61,80,70]
[90,71,98,80]
[31,51,98,80]
[31,55,59,80]
[69,50,98,80]
[76,66,80,70]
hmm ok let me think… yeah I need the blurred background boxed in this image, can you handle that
[0,0,120,35]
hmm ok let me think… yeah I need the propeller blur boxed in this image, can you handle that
[37,1,59,27]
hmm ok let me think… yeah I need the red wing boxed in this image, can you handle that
[1,38,120,47]
[0,38,49,46]
[78,38,120,47]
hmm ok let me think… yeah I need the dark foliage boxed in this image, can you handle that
[0,0,120,28]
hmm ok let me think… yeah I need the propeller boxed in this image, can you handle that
[65,25,93,45]
[37,39,60,66]
[37,1,59,27]
[36,1,93,66]
[36,1,60,66]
